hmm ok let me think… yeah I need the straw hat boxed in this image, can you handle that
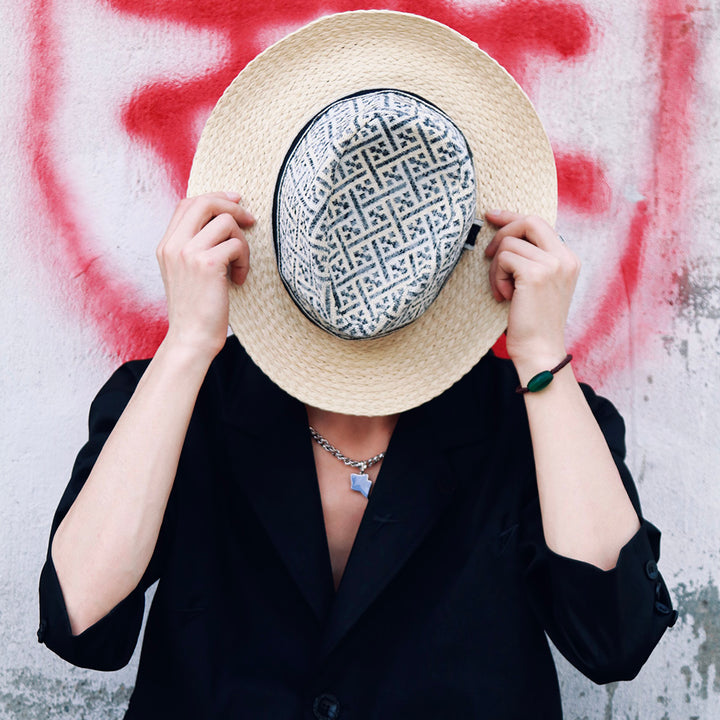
[188,10,556,416]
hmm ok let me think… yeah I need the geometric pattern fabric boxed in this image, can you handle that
[274,89,477,339]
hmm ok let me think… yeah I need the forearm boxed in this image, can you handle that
[517,359,640,571]
[51,339,213,635]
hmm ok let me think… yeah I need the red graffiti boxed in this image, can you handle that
[25,0,696,382]
[26,3,167,360]
[570,1,697,378]
[556,152,611,216]
[118,0,595,198]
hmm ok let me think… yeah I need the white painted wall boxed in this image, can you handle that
[2,0,718,717]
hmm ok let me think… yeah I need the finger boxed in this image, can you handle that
[228,236,251,286]
[494,249,539,301]
[484,209,523,227]
[488,237,552,301]
[182,196,254,235]
[484,212,559,257]
[485,219,529,258]
[205,235,251,286]
[164,195,254,252]
[485,216,558,256]
[185,212,247,253]
[161,192,244,244]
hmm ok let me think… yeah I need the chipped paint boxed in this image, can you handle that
[603,681,618,720]
[0,668,131,719]
[681,664,693,688]
[674,261,720,326]
[673,580,720,699]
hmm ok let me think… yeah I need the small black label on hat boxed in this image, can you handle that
[464,218,483,250]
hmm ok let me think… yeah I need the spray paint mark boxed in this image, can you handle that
[26,0,596,364]
[114,0,596,195]
[25,0,168,362]
[555,151,612,215]
[673,580,720,699]
[571,0,698,382]
[0,667,132,719]
[25,0,697,378]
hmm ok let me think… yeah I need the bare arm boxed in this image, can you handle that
[51,193,253,635]
[485,211,640,571]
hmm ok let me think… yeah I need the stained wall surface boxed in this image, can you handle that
[2,0,719,717]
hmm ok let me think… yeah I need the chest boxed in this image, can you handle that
[311,444,383,589]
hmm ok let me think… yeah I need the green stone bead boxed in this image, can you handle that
[527,370,554,392]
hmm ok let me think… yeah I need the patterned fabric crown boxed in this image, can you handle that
[274,89,477,340]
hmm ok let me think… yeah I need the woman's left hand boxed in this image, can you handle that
[484,210,580,372]
[485,211,641,572]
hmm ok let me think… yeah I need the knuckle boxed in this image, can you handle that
[496,249,512,265]
[215,212,237,234]
[526,214,544,231]
[158,243,173,262]
[223,211,239,228]
[560,252,581,277]
[497,234,512,250]
[226,237,242,254]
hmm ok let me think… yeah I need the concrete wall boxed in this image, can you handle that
[2,0,718,717]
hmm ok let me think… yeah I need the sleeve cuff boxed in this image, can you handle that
[545,519,676,625]
[38,551,145,671]
[527,519,676,684]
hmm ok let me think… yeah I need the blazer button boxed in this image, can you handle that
[645,560,659,580]
[313,693,341,720]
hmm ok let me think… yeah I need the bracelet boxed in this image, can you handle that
[515,354,573,394]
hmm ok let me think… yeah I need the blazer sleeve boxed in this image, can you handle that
[521,384,676,685]
[37,361,174,671]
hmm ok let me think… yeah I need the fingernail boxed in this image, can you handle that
[225,191,242,202]
[487,209,502,216]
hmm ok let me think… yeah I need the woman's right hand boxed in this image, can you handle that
[50,192,253,636]
[156,192,254,362]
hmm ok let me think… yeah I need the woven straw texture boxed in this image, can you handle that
[188,10,557,415]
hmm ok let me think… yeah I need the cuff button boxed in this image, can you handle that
[313,693,341,720]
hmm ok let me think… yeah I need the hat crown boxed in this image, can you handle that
[274,89,477,340]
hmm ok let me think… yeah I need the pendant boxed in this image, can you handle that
[350,473,372,499]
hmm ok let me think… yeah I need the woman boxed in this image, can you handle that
[39,12,675,719]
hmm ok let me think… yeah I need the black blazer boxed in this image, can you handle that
[38,337,675,719]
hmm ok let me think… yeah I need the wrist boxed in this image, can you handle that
[512,351,571,387]
[156,332,221,379]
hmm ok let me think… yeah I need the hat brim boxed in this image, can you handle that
[188,10,556,416]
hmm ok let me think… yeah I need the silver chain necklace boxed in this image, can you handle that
[309,426,386,499]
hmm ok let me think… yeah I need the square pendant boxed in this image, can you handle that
[350,473,372,499]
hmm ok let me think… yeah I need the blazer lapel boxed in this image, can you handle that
[217,339,497,650]
[220,350,335,623]
[320,376,490,658]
